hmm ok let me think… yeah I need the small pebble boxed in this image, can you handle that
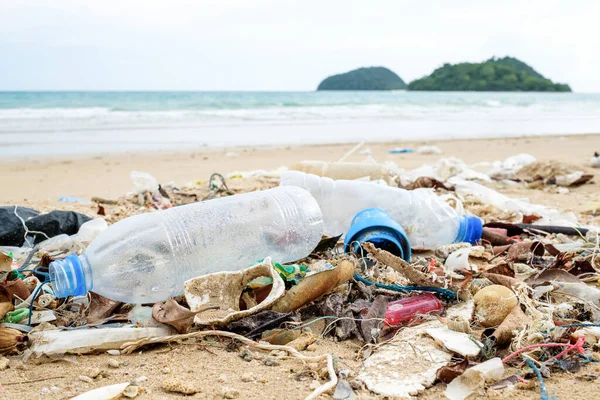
[0,357,9,371]
[108,359,120,369]
[221,387,240,399]
[240,373,254,383]
[258,377,268,384]
[123,385,140,398]
[161,366,171,374]
[107,350,120,356]
[78,375,94,384]
[239,348,254,362]
[217,374,228,383]
[306,344,317,352]
[349,379,364,390]
[86,368,102,379]
[162,377,202,395]
[263,357,279,367]
[269,350,287,358]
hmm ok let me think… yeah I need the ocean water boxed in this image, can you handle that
[1,91,600,157]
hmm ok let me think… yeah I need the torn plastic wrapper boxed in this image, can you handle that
[271,259,355,313]
[28,327,173,357]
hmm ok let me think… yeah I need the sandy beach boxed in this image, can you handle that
[1,133,600,400]
[1,134,599,208]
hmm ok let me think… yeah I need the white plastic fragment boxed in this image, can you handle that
[591,152,600,168]
[71,382,131,400]
[131,171,159,193]
[29,327,173,357]
[449,177,579,226]
[444,248,473,275]
[29,310,57,325]
[416,145,443,155]
[555,171,588,187]
[425,327,482,358]
[444,357,504,400]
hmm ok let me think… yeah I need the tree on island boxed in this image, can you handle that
[407,57,571,92]
[317,67,407,91]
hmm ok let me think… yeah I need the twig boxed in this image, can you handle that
[362,242,449,289]
[338,141,365,162]
[3,376,63,386]
[120,330,337,400]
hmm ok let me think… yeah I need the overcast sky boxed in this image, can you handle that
[1,0,598,91]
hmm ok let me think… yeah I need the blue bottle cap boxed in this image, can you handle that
[344,208,411,262]
[49,254,89,298]
[455,215,483,244]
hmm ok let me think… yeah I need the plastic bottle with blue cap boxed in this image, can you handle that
[280,170,482,250]
[48,186,324,303]
[344,208,412,261]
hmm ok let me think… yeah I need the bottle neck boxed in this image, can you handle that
[49,253,93,298]
[454,216,483,244]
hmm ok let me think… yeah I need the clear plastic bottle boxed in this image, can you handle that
[49,186,323,303]
[280,171,481,249]
[293,161,397,183]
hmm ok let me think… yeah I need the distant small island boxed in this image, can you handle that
[317,67,407,91]
[408,57,571,92]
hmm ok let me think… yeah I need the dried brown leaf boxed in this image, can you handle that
[436,359,469,384]
[152,298,198,333]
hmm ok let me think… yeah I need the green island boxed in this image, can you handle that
[408,57,571,92]
[317,67,407,91]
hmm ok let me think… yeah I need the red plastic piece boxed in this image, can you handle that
[384,293,443,326]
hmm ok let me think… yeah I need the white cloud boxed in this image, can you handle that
[0,0,598,91]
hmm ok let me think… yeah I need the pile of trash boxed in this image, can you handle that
[1,155,599,399]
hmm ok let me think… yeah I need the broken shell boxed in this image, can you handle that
[447,315,472,334]
[473,285,518,328]
[184,257,285,326]
[426,327,482,358]
[0,327,27,355]
[488,305,530,345]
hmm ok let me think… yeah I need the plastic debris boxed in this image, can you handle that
[344,208,411,261]
[293,160,398,183]
[416,145,443,155]
[272,259,355,312]
[592,152,600,168]
[444,357,504,400]
[130,170,159,193]
[388,148,414,154]
[385,294,443,327]
[1,150,599,400]
[28,327,173,357]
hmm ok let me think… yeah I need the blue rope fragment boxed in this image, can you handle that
[554,323,600,329]
[525,358,554,400]
[353,273,456,300]
[26,265,53,326]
